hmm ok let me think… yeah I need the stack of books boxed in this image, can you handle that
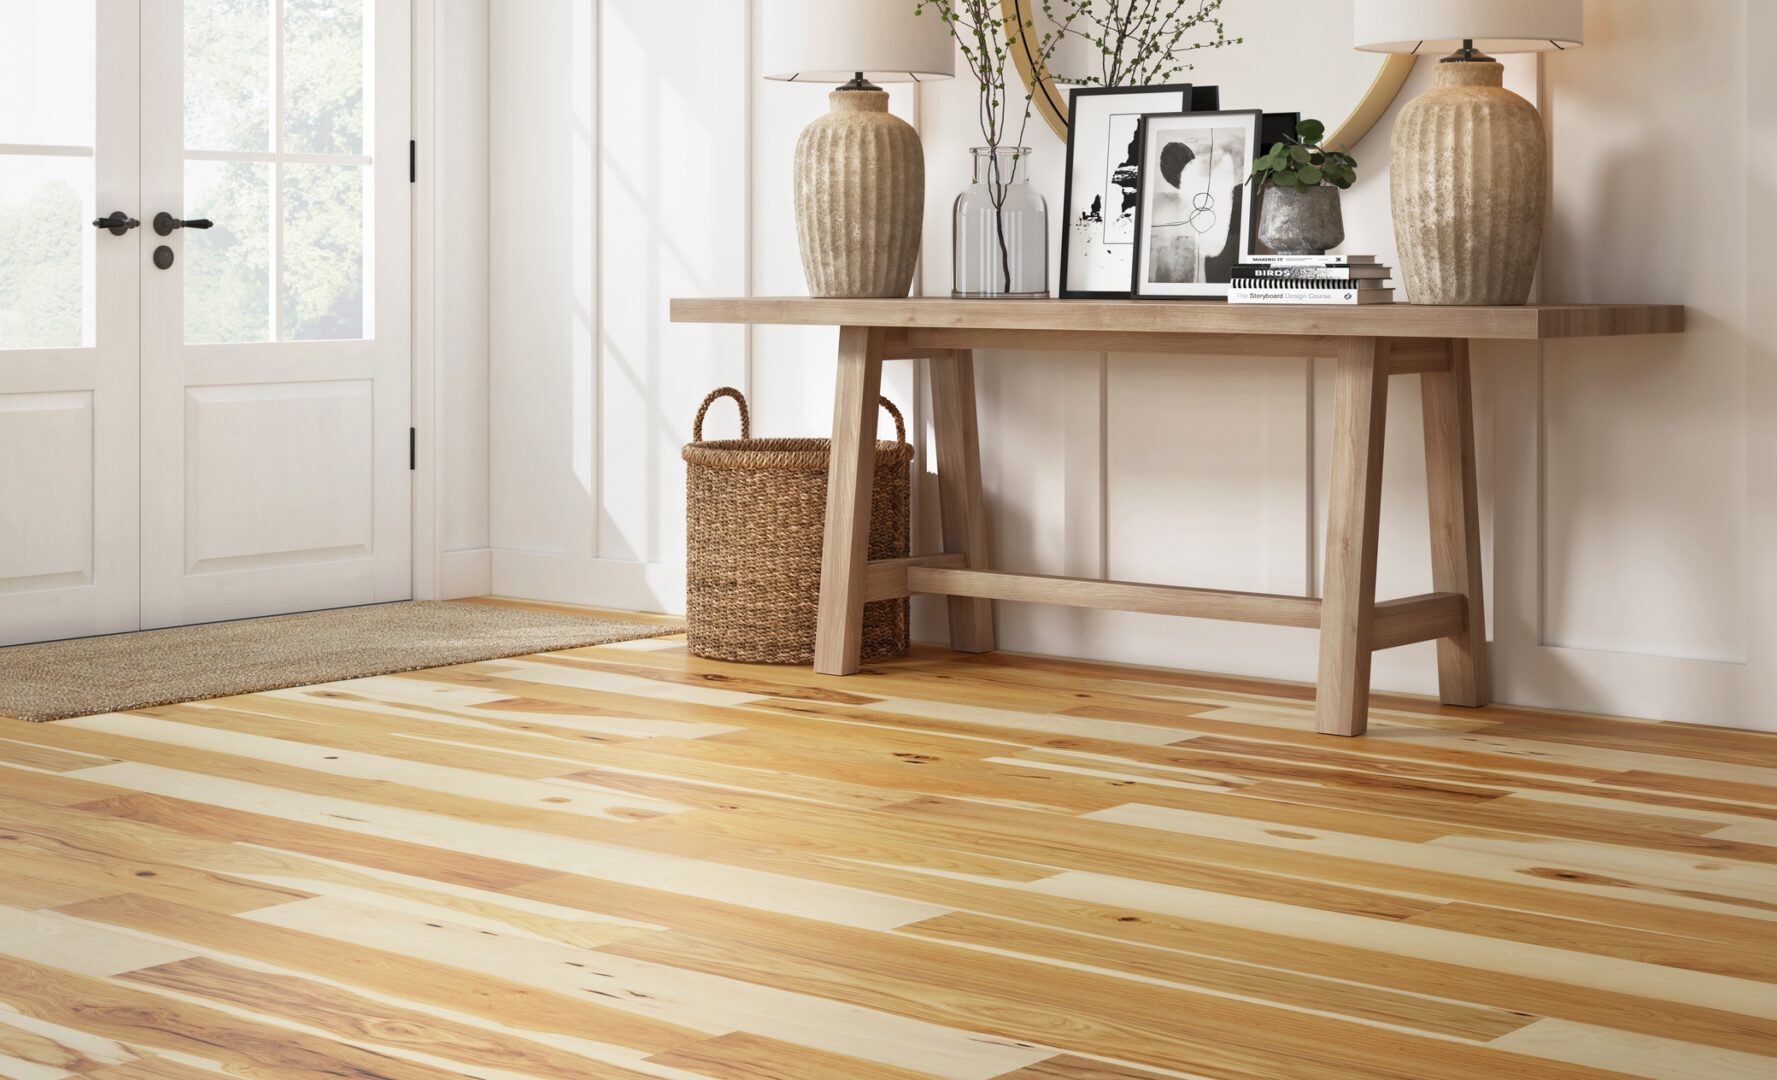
[1228,255,1395,305]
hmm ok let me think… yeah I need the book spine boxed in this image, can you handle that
[1234,267,1387,280]
[1228,278,1389,290]
[1229,289,1368,305]
[1243,255,1372,266]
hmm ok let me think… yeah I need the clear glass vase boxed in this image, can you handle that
[952,147,1048,298]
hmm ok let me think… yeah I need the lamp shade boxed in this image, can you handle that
[763,0,955,83]
[1354,0,1582,54]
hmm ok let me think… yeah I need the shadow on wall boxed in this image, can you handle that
[597,0,750,586]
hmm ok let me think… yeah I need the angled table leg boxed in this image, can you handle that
[1420,338,1492,706]
[1316,337,1389,736]
[813,326,886,675]
[928,349,996,652]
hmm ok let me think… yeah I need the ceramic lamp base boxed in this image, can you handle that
[792,90,924,298]
[1390,61,1546,305]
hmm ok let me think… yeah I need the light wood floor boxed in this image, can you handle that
[0,600,1774,1079]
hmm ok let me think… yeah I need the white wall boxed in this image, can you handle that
[483,0,1775,732]
[414,0,491,600]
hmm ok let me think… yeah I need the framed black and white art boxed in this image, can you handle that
[1058,84,1192,299]
[1130,109,1262,299]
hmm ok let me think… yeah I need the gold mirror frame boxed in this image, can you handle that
[1000,0,1417,149]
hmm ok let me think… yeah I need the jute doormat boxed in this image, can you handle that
[0,601,683,722]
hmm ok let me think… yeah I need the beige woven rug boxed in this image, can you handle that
[0,601,682,722]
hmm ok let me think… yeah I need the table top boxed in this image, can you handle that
[671,297,1685,341]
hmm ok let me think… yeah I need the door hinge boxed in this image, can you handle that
[409,427,416,470]
[409,140,416,183]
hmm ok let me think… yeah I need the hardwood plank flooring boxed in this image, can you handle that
[0,600,1772,1078]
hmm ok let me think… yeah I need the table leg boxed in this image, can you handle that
[1316,337,1389,736]
[929,349,996,653]
[1420,338,1492,706]
[813,326,886,675]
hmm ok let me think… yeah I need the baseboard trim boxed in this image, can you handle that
[490,550,684,614]
[440,548,493,600]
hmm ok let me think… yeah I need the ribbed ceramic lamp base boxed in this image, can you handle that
[1390,61,1547,306]
[793,90,924,299]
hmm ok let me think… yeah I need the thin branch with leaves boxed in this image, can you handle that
[915,0,1073,290]
[1046,0,1242,88]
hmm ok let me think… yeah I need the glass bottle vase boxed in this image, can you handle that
[952,147,1047,298]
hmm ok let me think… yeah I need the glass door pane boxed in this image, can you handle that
[0,2,96,145]
[183,158,272,344]
[179,0,371,345]
[183,0,271,153]
[0,0,98,350]
[0,156,93,350]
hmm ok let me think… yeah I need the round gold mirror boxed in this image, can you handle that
[1000,0,1416,150]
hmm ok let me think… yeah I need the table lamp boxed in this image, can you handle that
[1355,0,1583,305]
[764,0,953,298]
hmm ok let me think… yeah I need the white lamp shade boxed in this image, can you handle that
[1354,0,1582,54]
[763,0,955,83]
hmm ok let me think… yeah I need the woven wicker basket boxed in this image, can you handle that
[683,387,913,664]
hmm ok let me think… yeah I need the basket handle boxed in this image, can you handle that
[878,397,907,445]
[694,386,903,444]
[693,387,750,442]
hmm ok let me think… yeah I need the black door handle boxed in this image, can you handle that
[154,212,213,236]
[92,211,140,235]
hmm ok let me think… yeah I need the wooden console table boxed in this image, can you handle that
[671,298,1684,736]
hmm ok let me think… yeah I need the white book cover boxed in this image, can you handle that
[1242,253,1379,266]
[1229,288,1395,305]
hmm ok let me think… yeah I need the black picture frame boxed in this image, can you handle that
[1129,109,1263,299]
[1259,111,1302,154]
[1058,83,1195,300]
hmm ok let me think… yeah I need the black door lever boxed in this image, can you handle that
[154,212,213,236]
[92,211,140,235]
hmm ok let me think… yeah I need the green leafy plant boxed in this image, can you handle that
[1046,0,1242,87]
[1249,119,1357,191]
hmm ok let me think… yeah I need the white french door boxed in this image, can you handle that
[139,0,410,628]
[0,1,141,644]
[0,0,410,645]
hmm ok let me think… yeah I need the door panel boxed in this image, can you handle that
[183,380,375,571]
[139,0,410,628]
[0,0,140,645]
[0,391,96,586]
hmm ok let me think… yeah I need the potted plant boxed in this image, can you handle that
[1249,119,1356,256]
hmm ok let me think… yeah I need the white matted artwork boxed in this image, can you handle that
[1058,84,1192,298]
[1131,109,1262,298]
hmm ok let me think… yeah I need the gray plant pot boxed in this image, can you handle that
[1257,184,1345,256]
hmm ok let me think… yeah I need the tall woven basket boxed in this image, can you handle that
[683,387,913,664]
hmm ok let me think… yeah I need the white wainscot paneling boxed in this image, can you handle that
[490,0,750,613]
[1485,0,1770,729]
[183,382,373,572]
[489,0,596,561]
[437,0,490,559]
[1109,354,1311,596]
[1538,1,1747,665]
[0,391,94,591]
[598,0,748,576]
